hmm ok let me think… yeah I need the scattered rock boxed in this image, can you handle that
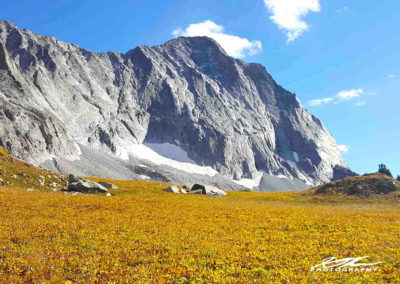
[98,182,119,190]
[49,182,60,187]
[106,193,112,197]
[68,174,84,184]
[164,186,181,194]
[67,179,108,193]
[190,184,227,197]
[203,185,228,197]
[191,184,206,194]
[165,184,227,197]
[26,188,34,191]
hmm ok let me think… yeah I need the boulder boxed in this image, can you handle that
[68,174,84,184]
[203,185,227,197]
[187,189,204,195]
[164,186,181,194]
[67,180,108,193]
[189,184,227,197]
[191,184,206,194]
[49,182,60,187]
[98,181,119,190]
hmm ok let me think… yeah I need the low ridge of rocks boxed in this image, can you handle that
[309,173,400,197]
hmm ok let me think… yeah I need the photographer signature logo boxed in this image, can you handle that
[310,256,382,272]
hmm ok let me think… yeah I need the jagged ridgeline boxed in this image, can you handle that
[0,21,355,191]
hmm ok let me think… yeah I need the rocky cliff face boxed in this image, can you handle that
[0,21,353,190]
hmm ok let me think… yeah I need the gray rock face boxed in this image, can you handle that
[0,21,355,190]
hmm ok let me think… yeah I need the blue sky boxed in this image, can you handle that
[1,0,399,176]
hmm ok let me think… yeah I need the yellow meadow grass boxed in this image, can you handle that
[0,177,399,283]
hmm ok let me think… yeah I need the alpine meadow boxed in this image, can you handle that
[1,0,400,283]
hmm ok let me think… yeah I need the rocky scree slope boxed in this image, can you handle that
[0,21,354,190]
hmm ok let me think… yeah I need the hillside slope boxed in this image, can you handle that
[307,173,400,197]
[0,147,66,191]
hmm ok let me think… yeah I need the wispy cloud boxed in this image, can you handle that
[388,74,397,78]
[172,20,262,58]
[355,101,366,107]
[336,6,348,13]
[308,97,333,107]
[263,0,321,42]
[336,89,363,100]
[308,89,365,107]
[337,144,350,153]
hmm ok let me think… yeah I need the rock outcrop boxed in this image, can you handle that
[0,21,355,190]
[66,174,108,193]
[311,173,400,197]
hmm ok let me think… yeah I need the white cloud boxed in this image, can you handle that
[336,89,363,100]
[388,74,397,78]
[172,20,262,58]
[308,97,333,106]
[308,88,365,107]
[337,145,350,153]
[263,0,320,42]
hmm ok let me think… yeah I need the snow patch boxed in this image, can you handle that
[234,171,264,189]
[144,142,194,163]
[114,139,218,177]
[137,175,150,180]
[276,172,288,179]
[286,160,298,169]
[293,151,299,162]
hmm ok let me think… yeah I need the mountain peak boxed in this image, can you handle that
[0,22,352,190]
[160,36,228,56]
[0,20,18,30]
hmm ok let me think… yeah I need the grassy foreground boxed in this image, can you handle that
[0,178,399,283]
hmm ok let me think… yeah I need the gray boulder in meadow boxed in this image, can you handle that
[67,176,108,193]
[98,181,119,190]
